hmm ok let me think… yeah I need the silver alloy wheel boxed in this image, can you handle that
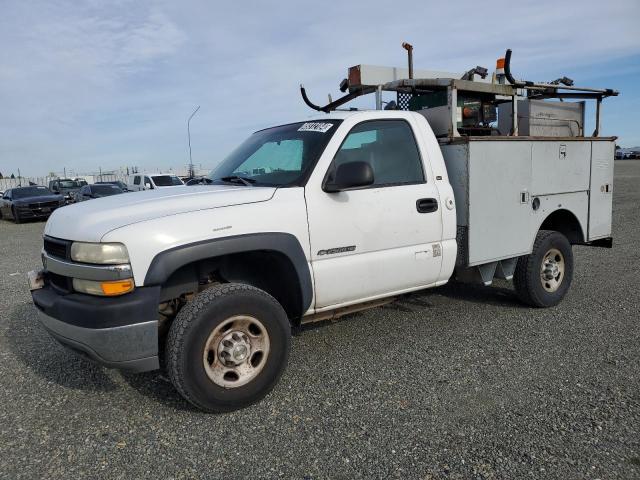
[540,248,565,293]
[202,315,270,388]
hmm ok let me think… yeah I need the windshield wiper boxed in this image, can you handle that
[218,175,256,187]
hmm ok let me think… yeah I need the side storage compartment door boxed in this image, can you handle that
[467,141,532,265]
[588,141,614,240]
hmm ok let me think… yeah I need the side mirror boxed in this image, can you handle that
[324,161,374,193]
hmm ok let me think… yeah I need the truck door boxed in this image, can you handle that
[305,119,443,309]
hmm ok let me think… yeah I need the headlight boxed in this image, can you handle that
[73,278,134,296]
[70,242,129,264]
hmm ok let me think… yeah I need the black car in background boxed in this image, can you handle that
[0,186,65,223]
[95,180,129,192]
[75,184,124,202]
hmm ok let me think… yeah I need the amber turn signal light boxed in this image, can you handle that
[100,279,135,296]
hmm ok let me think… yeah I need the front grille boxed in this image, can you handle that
[44,236,70,260]
[28,200,59,209]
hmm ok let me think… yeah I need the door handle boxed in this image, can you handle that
[416,198,438,213]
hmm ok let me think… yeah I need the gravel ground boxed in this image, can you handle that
[0,161,638,480]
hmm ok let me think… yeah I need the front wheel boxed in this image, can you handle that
[12,207,22,224]
[166,283,291,412]
[513,230,574,307]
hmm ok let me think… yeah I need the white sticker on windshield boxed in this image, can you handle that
[298,122,334,133]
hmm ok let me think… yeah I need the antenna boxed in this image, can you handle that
[187,106,201,178]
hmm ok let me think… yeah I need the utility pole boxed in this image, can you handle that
[187,106,200,179]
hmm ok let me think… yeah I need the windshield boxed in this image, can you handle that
[57,180,80,189]
[12,187,54,199]
[208,120,342,187]
[92,185,123,197]
[152,175,183,186]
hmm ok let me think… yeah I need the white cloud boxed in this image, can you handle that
[0,0,639,176]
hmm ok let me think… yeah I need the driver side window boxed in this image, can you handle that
[328,120,424,188]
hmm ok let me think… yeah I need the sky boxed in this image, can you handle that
[1,0,639,177]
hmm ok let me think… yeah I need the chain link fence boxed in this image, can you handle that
[0,174,128,192]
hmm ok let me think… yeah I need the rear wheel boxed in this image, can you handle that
[166,283,291,412]
[513,230,573,307]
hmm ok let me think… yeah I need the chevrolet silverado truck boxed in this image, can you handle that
[29,57,615,412]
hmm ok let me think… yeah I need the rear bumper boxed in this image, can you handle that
[31,285,161,372]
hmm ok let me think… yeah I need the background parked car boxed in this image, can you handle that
[185,176,213,186]
[75,184,124,202]
[95,180,129,192]
[0,186,64,223]
[127,173,184,191]
[48,178,84,203]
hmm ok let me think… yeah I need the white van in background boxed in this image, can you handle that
[128,173,185,191]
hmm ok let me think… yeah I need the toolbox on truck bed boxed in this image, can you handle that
[442,137,614,268]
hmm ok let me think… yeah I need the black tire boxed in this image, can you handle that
[166,283,291,412]
[12,207,22,224]
[513,230,574,308]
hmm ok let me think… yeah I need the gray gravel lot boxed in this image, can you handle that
[1,161,639,479]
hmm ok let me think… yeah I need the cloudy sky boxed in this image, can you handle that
[1,0,639,177]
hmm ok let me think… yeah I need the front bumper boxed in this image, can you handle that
[31,284,161,372]
[16,205,60,218]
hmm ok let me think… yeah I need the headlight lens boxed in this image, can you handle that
[73,278,134,296]
[70,242,129,264]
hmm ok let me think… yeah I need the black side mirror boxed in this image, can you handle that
[324,161,374,193]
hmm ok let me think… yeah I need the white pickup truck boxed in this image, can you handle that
[29,107,614,412]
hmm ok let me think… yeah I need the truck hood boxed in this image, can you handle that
[44,185,276,242]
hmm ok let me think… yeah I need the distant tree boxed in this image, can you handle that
[615,145,621,150]
[10,173,15,179]
[0,172,3,179]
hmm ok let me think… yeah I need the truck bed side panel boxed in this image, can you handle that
[440,144,469,226]
[588,141,615,240]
